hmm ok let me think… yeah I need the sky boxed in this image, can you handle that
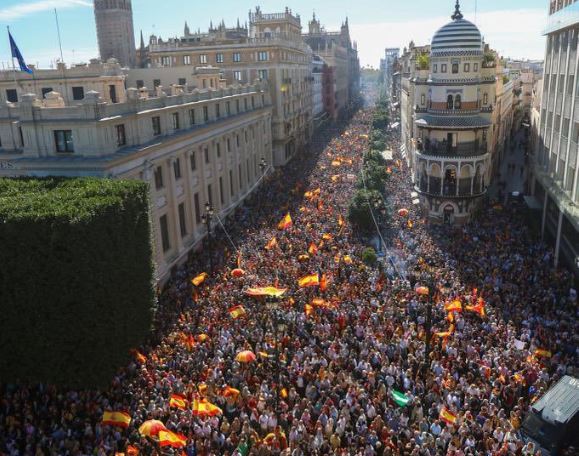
[0,0,549,70]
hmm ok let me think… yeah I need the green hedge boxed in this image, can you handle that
[0,178,154,388]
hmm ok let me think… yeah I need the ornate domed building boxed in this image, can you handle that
[400,1,509,224]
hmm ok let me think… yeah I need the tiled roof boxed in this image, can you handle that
[415,115,491,129]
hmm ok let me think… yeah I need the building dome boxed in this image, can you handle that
[431,1,482,53]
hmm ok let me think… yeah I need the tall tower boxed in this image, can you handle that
[94,0,136,68]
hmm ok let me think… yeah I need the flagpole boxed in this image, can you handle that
[54,8,70,104]
[6,26,18,150]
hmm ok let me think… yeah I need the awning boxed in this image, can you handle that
[412,198,421,205]
[524,195,543,210]
[415,115,492,129]
[390,122,400,129]
[410,192,419,198]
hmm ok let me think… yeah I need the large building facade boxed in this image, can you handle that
[93,0,137,68]
[0,79,273,282]
[530,0,579,273]
[401,1,511,224]
[303,15,360,120]
[145,8,313,167]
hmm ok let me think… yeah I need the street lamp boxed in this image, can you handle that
[259,157,267,175]
[201,202,215,274]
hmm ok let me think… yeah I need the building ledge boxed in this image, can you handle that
[533,165,579,232]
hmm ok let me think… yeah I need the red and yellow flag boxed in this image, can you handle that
[102,411,132,429]
[169,393,188,410]
[192,398,222,417]
[222,386,241,398]
[191,272,208,287]
[228,305,247,319]
[465,298,486,317]
[181,333,196,351]
[444,300,462,312]
[265,237,278,250]
[308,242,318,255]
[305,304,314,317]
[320,273,328,292]
[439,407,457,425]
[278,213,293,230]
[338,214,345,227]
[126,445,139,456]
[158,430,187,448]
[298,273,320,288]
[131,349,147,364]
[245,287,287,297]
[534,349,552,358]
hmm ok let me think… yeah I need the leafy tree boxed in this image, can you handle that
[348,188,383,232]
[361,247,378,266]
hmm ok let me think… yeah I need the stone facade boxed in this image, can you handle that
[145,8,313,167]
[0,81,273,282]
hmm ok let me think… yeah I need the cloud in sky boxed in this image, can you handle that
[0,0,91,21]
[349,8,547,67]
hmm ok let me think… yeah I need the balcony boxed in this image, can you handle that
[415,140,488,158]
[416,178,486,198]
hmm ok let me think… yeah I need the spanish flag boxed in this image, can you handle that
[280,387,288,399]
[265,237,278,250]
[191,272,208,287]
[126,445,139,456]
[439,407,457,425]
[278,213,292,230]
[169,393,188,410]
[158,430,187,448]
[181,333,196,351]
[445,300,462,313]
[305,304,314,317]
[131,349,147,364]
[534,349,552,358]
[222,386,240,398]
[465,298,486,317]
[228,305,246,319]
[102,411,132,429]
[320,273,328,292]
[308,242,318,255]
[298,273,319,288]
[192,398,222,417]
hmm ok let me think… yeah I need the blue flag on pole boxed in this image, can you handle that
[8,31,33,74]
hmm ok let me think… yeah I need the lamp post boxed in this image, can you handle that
[201,202,214,274]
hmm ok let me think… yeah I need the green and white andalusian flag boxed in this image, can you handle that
[391,390,410,407]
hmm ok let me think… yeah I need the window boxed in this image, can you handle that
[433,64,438,73]
[200,54,208,64]
[136,80,144,89]
[244,98,248,110]
[190,151,197,171]
[159,215,170,252]
[452,63,459,74]
[226,101,231,115]
[233,71,243,81]
[116,124,126,146]
[41,87,53,99]
[258,69,268,80]
[216,143,221,158]
[207,184,213,206]
[153,79,161,88]
[483,93,488,105]
[172,112,180,130]
[194,193,201,224]
[203,106,209,122]
[473,63,479,72]
[152,116,161,136]
[176,203,188,239]
[251,97,255,109]
[447,95,454,110]
[204,147,209,163]
[464,63,470,72]
[233,52,241,62]
[219,177,224,205]
[454,94,461,109]
[178,78,186,86]
[216,53,224,63]
[421,94,425,106]
[54,130,74,153]
[202,79,207,89]
[161,56,171,66]
[216,104,221,119]
[230,170,234,196]
[227,138,231,152]
[258,51,268,61]
[236,99,240,112]
[189,109,195,126]
[173,158,182,179]
[236,135,240,147]
[154,166,164,190]
[238,164,243,189]
[183,55,191,65]
[441,64,447,73]
[72,86,84,100]
[6,89,17,103]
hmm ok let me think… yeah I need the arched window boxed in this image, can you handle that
[447,95,454,110]
[455,95,462,109]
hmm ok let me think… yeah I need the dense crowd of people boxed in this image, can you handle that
[0,104,577,456]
